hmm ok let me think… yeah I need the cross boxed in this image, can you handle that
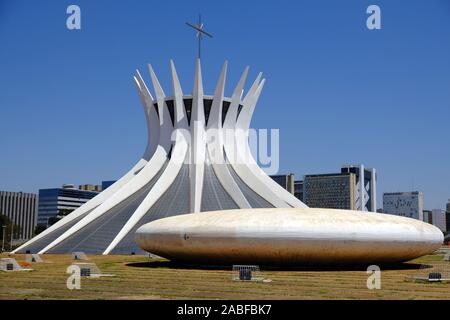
[186,14,213,60]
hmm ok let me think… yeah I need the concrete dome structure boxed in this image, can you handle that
[136,208,443,264]
[15,60,306,255]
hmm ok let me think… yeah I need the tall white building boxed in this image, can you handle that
[341,165,377,212]
[383,191,423,220]
[431,209,446,232]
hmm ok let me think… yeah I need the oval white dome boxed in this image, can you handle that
[135,208,444,265]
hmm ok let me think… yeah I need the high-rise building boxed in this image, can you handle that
[102,180,117,191]
[446,213,450,233]
[0,191,37,240]
[302,164,376,211]
[446,199,450,232]
[422,209,448,232]
[303,173,357,210]
[37,184,99,226]
[294,180,303,201]
[270,174,295,194]
[341,165,376,212]
[383,192,423,220]
[422,210,432,224]
[430,209,446,232]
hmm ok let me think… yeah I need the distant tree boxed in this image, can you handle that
[58,209,74,217]
[47,209,75,226]
[0,214,20,250]
[0,214,11,228]
[47,217,60,226]
[34,224,47,236]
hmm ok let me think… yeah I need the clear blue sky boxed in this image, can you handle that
[0,0,449,210]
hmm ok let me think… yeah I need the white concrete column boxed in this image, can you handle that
[370,168,377,212]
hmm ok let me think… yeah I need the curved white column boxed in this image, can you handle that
[103,131,189,255]
[190,59,206,213]
[103,60,191,254]
[222,67,249,133]
[148,64,173,153]
[12,71,157,254]
[11,158,147,254]
[38,68,172,254]
[223,70,289,208]
[236,79,308,208]
[206,61,250,208]
[170,60,189,130]
[135,70,159,160]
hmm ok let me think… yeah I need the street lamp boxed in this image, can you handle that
[10,225,13,251]
[1,225,6,252]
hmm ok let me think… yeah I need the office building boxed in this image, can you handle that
[0,191,37,240]
[423,209,448,232]
[270,174,295,194]
[294,180,303,201]
[102,180,117,191]
[431,209,446,232]
[383,192,423,220]
[37,184,99,226]
[341,165,376,212]
[302,165,376,212]
[422,210,432,224]
[446,212,450,233]
[446,199,450,232]
[303,173,357,210]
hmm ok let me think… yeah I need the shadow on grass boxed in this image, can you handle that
[126,260,431,272]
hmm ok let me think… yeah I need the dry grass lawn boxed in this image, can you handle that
[1,250,449,300]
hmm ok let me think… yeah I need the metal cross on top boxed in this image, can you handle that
[186,14,213,59]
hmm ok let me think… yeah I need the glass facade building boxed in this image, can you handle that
[101,180,117,191]
[294,180,303,201]
[37,187,99,226]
